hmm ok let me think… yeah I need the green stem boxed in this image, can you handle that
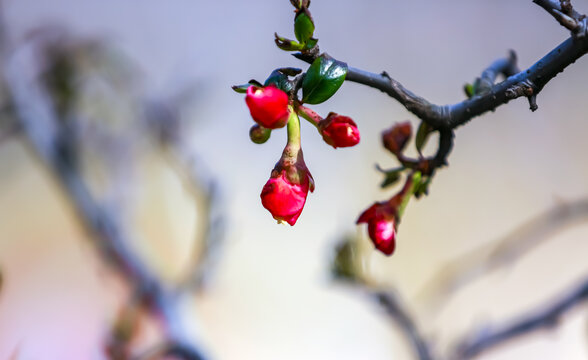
[396,171,421,218]
[295,104,322,129]
[284,105,301,156]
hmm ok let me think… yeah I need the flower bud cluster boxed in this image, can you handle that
[236,82,360,226]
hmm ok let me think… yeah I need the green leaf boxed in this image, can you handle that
[248,79,263,87]
[304,37,318,50]
[302,55,347,104]
[463,83,474,98]
[274,33,305,51]
[381,170,401,188]
[414,176,431,198]
[375,164,403,188]
[294,12,314,44]
[264,68,302,93]
[231,84,250,94]
[415,121,432,154]
[232,79,263,93]
[264,70,293,93]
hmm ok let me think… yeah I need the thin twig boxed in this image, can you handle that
[418,198,588,305]
[142,99,225,294]
[533,0,586,34]
[474,50,519,96]
[453,276,588,359]
[371,289,435,360]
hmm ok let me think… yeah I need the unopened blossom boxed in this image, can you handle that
[318,112,360,148]
[356,202,397,255]
[245,85,290,129]
[260,150,314,225]
[382,121,412,155]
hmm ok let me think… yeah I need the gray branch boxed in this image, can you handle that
[295,2,588,130]
[533,0,587,34]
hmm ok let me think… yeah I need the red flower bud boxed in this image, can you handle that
[245,85,290,129]
[260,150,314,226]
[382,121,412,155]
[356,202,397,255]
[318,112,360,148]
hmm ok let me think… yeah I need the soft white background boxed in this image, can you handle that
[0,1,587,359]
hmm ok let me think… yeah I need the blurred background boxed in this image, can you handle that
[0,0,587,359]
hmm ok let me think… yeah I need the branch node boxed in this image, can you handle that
[560,0,573,15]
[528,95,538,112]
[505,79,536,100]
[552,8,579,31]
[575,17,588,38]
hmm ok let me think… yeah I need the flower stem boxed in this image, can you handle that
[285,105,301,155]
[395,171,421,218]
[296,104,322,129]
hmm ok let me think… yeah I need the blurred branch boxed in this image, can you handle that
[142,99,225,294]
[4,40,207,359]
[371,289,434,360]
[332,238,434,360]
[418,198,588,306]
[453,276,588,359]
[171,145,225,293]
[135,342,209,360]
[0,107,18,144]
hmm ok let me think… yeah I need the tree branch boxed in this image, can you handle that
[453,276,588,359]
[533,0,587,34]
[294,25,588,130]
[371,289,434,360]
[4,41,207,360]
[142,99,225,294]
[471,50,520,96]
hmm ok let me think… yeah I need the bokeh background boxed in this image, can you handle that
[1,0,587,359]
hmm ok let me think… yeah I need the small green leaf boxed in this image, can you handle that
[294,12,314,44]
[414,176,431,198]
[231,84,250,93]
[248,79,263,87]
[375,164,404,188]
[302,55,347,104]
[275,33,305,51]
[264,68,302,93]
[264,70,293,93]
[415,121,432,154]
[304,37,318,50]
[381,171,401,188]
[232,79,262,93]
[464,83,474,98]
[277,67,303,77]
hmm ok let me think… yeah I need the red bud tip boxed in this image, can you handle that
[319,113,360,148]
[245,85,290,129]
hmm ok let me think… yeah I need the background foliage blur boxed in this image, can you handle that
[0,0,587,359]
